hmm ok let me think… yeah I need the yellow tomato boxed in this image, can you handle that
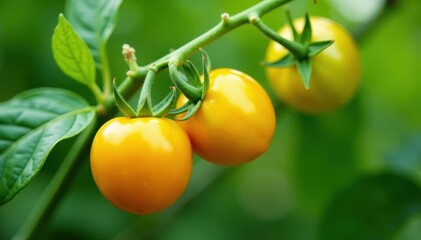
[90,117,192,215]
[266,17,360,113]
[178,68,276,166]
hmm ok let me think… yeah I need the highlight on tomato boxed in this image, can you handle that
[265,16,360,114]
[90,117,192,215]
[177,68,276,166]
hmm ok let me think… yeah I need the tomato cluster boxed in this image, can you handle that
[90,68,276,215]
[90,14,359,216]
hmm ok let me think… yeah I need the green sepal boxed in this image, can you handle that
[137,99,153,117]
[200,48,212,73]
[200,49,211,100]
[177,100,202,121]
[180,61,201,88]
[263,53,296,68]
[297,57,312,89]
[169,63,202,103]
[169,101,193,115]
[153,87,177,117]
[300,13,312,45]
[285,9,299,42]
[113,80,136,117]
[308,40,334,57]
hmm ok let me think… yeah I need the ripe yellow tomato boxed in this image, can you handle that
[266,17,360,113]
[177,68,276,166]
[90,117,192,215]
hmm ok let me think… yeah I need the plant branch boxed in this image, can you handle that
[100,0,294,115]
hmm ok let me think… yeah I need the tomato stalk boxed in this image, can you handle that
[169,62,202,103]
[136,68,156,117]
[250,15,308,59]
[99,0,295,116]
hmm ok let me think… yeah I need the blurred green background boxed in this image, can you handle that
[1,0,421,239]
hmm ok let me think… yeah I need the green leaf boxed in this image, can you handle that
[319,173,421,240]
[52,14,96,86]
[0,88,96,205]
[308,40,334,57]
[263,54,296,68]
[297,58,312,89]
[300,13,312,45]
[65,0,123,66]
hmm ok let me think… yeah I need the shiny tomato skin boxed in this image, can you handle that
[178,68,276,166]
[266,17,360,113]
[90,117,192,215]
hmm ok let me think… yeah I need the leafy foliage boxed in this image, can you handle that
[0,88,95,205]
[319,173,421,239]
[65,0,123,66]
[52,15,96,86]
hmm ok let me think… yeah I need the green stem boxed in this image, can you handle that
[169,0,294,64]
[137,68,156,109]
[251,17,307,59]
[100,45,112,97]
[100,0,295,114]
[136,68,156,117]
[91,83,105,104]
[169,63,202,103]
[14,120,97,240]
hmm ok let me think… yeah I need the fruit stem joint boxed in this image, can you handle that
[249,15,307,60]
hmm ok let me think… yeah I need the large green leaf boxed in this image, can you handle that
[52,14,96,86]
[65,0,123,66]
[0,88,96,205]
[319,173,421,240]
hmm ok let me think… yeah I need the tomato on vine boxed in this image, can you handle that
[265,16,360,113]
[177,68,276,166]
[90,117,192,215]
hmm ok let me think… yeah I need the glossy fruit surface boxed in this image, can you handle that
[178,68,276,166]
[266,17,360,113]
[90,117,192,215]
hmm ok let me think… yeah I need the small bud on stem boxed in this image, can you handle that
[122,44,140,74]
[221,12,230,24]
